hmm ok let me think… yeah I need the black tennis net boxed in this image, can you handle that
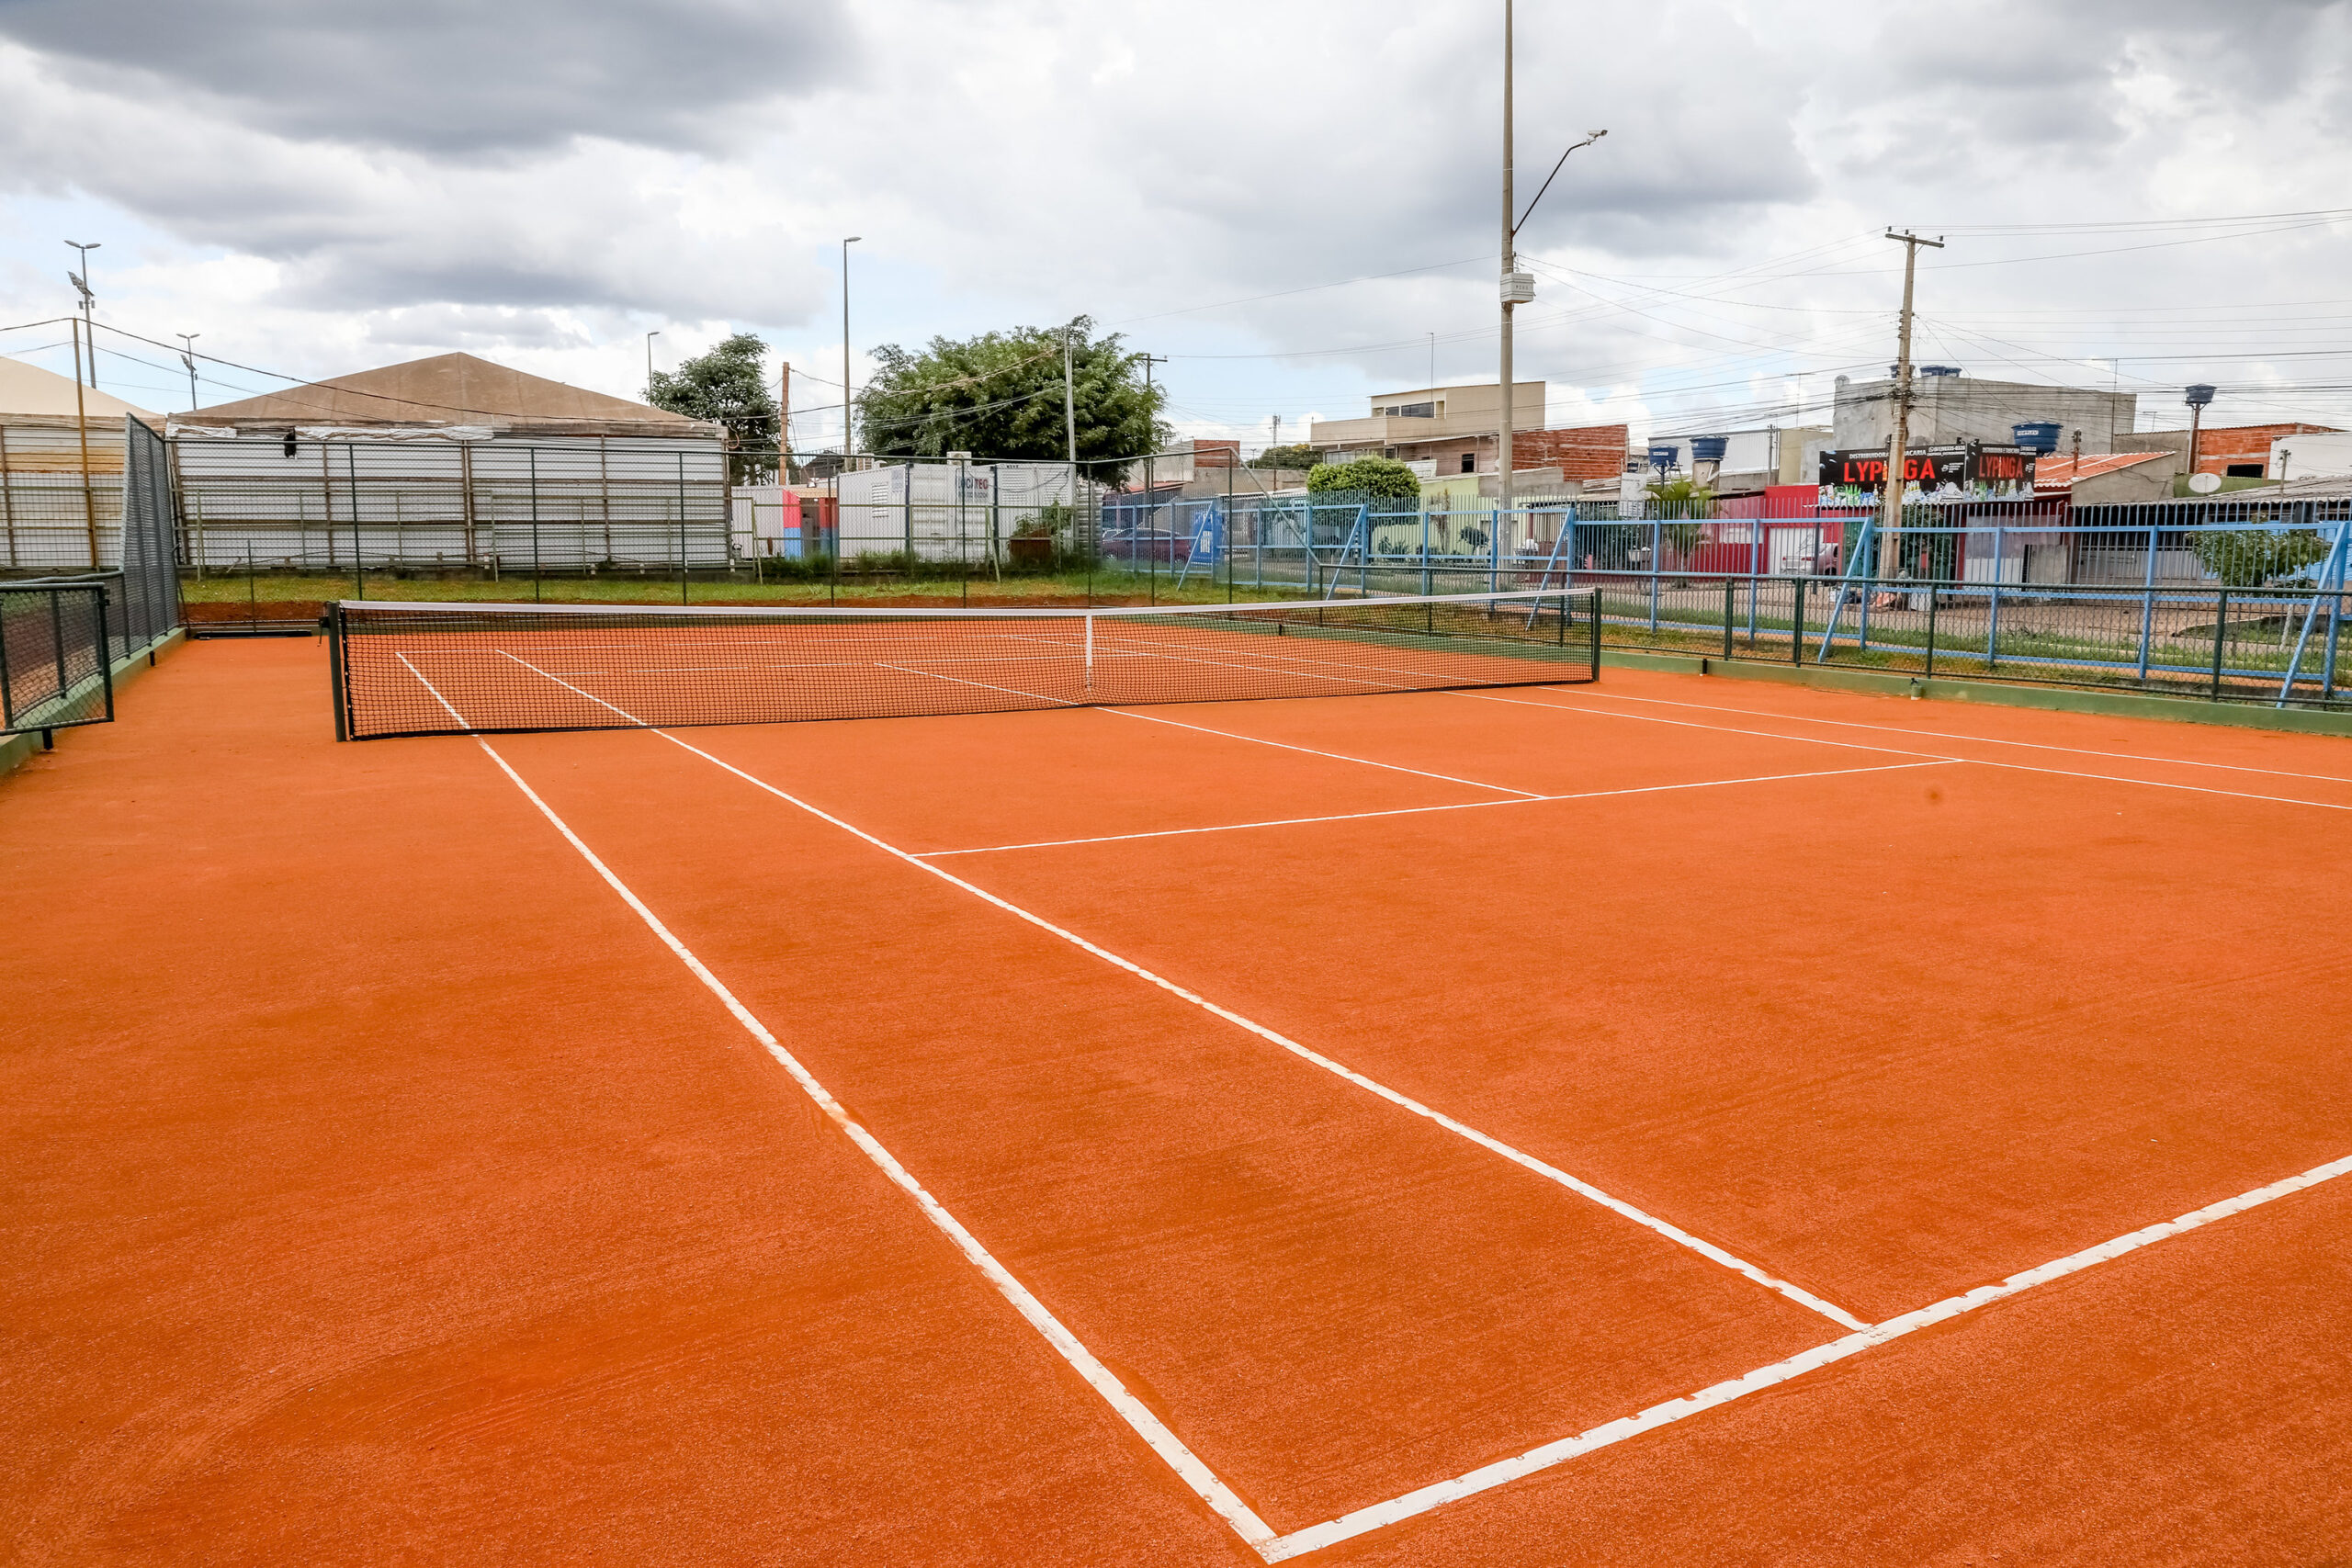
[327,588,1601,739]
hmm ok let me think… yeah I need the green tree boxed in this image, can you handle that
[854,317,1163,485]
[1306,457,1422,502]
[1250,443,1319,471]
[646,332,779,481]
[2189,527,2331,588]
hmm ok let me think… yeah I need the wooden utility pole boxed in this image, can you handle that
[1879,230,1943,580]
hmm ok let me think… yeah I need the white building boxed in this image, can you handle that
[0,354,161,572]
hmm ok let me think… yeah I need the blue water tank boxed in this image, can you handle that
[1646,444,1679,471]
[2012,422,2061,455]
[2185,383,2216,408]
[1690,435,1729,464]
[1919,365,1962,377]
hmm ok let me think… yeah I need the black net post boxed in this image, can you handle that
[1792,578,1805,664]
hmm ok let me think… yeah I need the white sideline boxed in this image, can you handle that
[915,761,1953,859]
[393,654,1283,1551]
[491,648,1865,1329]
[1263,1149,2352,1560]
[1460,689,2352,814]
[1544,686,2352,785]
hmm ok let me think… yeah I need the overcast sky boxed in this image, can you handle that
[2,0,2348,451]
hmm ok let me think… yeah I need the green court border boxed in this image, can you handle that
[0,627,187,780]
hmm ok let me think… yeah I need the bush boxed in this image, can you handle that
[1306,457,1421,502]
[2189,527,2331,588]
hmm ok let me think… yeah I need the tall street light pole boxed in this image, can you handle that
[842,237,862,460]
[645,330,660,389]
[1496,5,1603,524]
[177,333,201,410]
[65,241,101,390]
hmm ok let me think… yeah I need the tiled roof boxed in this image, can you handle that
[2032,451,2171,492]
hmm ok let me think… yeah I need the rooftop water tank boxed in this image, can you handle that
[2012,422,2061,455]
[2185,383,2216,408]
[1646,444,1679,472]
[1690,435,1729,464]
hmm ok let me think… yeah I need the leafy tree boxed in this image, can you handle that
[1306,457,1422,502]
[1250,443,1319,471]
[854,317,1163,485]
[646,332,779,481]
[2189,527,2331,588]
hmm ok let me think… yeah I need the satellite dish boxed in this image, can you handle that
[2188,471,2222,495]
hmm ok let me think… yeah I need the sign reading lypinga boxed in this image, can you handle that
[1819,443,2036,505]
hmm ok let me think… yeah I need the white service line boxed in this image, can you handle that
[1464,688,2352,813]
[1519,685,2352,785]
[916,761,1954,859]
[398,653,1282,1552]
[492,648,1865,1329]
[1262,1148,2352,1561]
[875,661,1080,707]
[1099,707,1549,798]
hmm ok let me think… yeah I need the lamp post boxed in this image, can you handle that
[65,241,101,390]
[1496,3,1603,520]
[177,333,201,411]
[842,237,862,461]
[645,330,661,389]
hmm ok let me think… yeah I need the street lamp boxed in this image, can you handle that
[1496,2,1605,518]
[842,237,862,459]
[64,240,101,390]
[645,330,661,389]
[177,333,201,411]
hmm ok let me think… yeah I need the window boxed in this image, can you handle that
[2225,463,2264,479]
[1460,452,1476,474]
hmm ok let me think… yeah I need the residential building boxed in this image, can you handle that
[1306,381,1547,473]
[2270,432,2352,481]
[1833,372,2137,454]
[2112,423,2343,479]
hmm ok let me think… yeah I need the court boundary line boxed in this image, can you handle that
[1264,1149,2352,1560]
[489,649,1865,1329]
[1541,685,2352,785]
[405,652,2352,1560]
[1457,690,2352,814]
[914,760,1955,858]
[392,653,1283,1551]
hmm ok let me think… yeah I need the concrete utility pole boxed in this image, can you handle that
[841,237,861,459]
[1880,229,1944,579]
[177,333,201,411]
[778,359,792,478]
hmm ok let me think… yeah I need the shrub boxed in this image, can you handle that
[1306,457,1421,502]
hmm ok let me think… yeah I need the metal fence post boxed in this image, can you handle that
[1792,577,1804,664]
[348,446,364,600]
[1925,586,1939,679]
[2135,524,2156,681]
[677,451,690,604]
[1723,577,1735,660]
[528,446,542,603]
[2211,589,2228,700]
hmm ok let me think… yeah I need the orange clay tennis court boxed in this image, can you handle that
[8,630,2351,1564]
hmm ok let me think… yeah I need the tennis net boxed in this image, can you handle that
[328,588,1601,740]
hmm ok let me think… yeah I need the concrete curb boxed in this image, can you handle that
[0,626,187,779]
[1601,646,2352,738]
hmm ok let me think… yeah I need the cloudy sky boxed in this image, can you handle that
[2,0,2348,452]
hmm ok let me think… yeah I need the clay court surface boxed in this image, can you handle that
[8,636,2351,1564]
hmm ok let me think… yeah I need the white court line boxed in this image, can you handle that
[874,661,1080,707]
[1099,708,1549,798]
[1265,1148,2352,1560]
[1462,689,2352,814]
[915,761,1955,858]
[1545,685,2352,785]
[492,648,1866,1330]
[395,652,1282,1552]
